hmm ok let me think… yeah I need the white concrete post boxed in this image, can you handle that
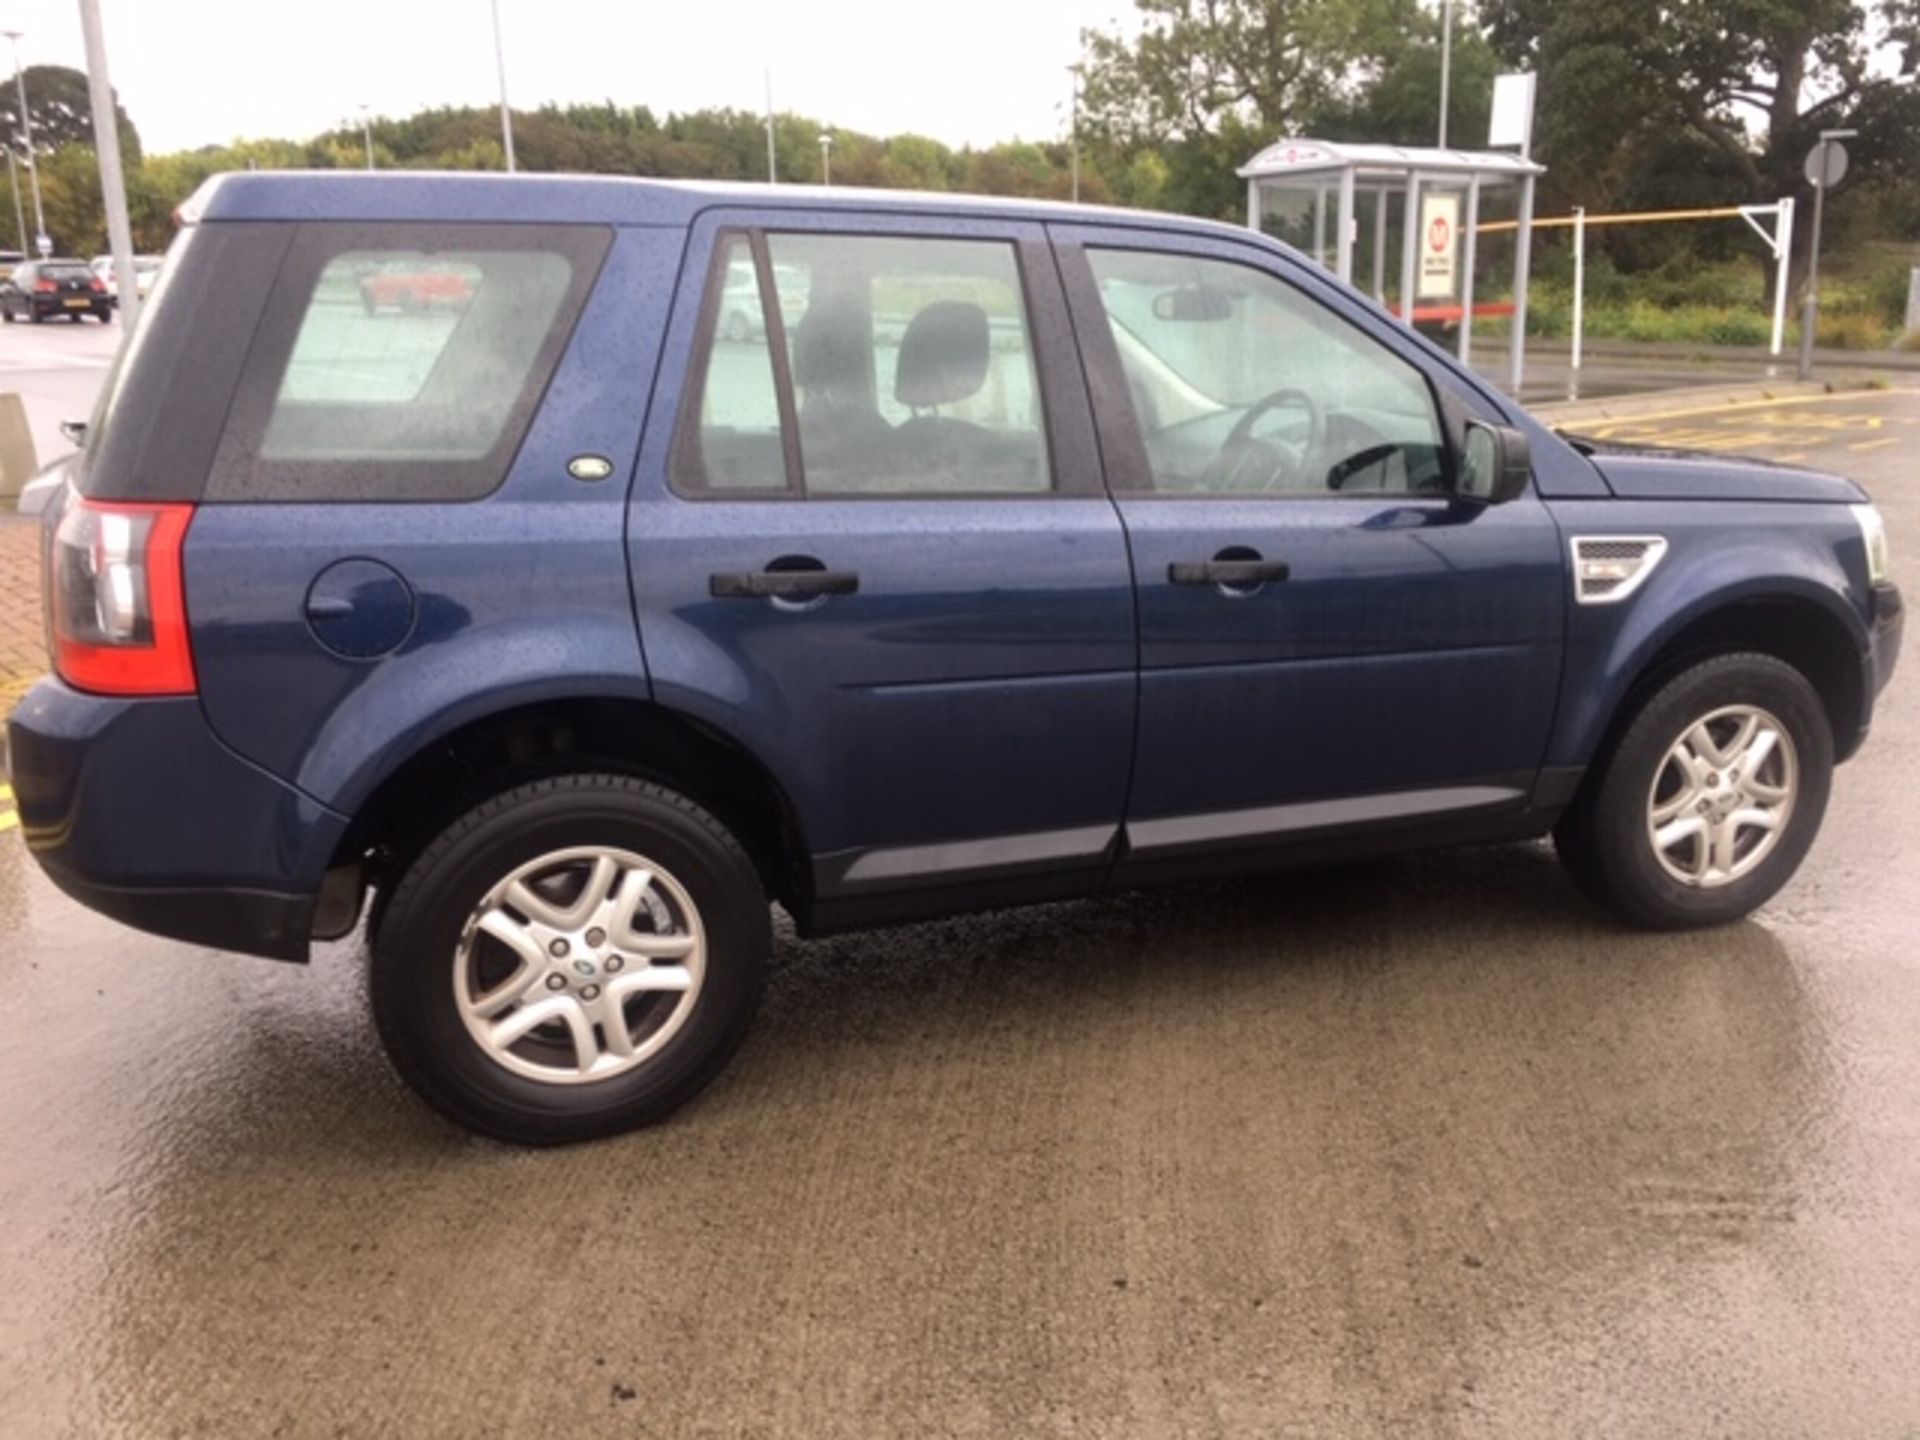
[1247,179,1260,233]
[1570,206,1585,383]
[1313,186,1327,268]
[1770,197,1794,357]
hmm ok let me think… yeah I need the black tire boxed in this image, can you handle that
[370,773,769,1145]
[1555,652,1832,929]
[95,309,111,324]
[2,306,12,323]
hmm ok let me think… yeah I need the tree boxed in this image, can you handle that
[1077,0,1431,217]
[0,63,140,165]
[1482,0,1920,212]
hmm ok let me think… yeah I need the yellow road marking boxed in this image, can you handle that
[1848,436,1898,453]
[0,811,17,834]
[1572,387,1920,430]
[0,784,11,802]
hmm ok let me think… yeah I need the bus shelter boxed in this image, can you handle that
[1238,140,1544,391]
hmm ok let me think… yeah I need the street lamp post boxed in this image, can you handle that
[819,132,832,185]
[1438,0,1454,148]
[1,31,46,255]
[1069,66,1080,203]
[1797,126,1858,382]
[490,0,516,172]
[4,142,25,254]
[360,104,374,170]
[76,0,139,331]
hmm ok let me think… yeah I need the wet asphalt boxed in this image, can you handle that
[1,389,1916,1437]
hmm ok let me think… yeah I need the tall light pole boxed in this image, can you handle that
[1797,126,1857,382]
[490,0,516,172]
[1437,0,1454,148]
[77,0,138,330]
[4,142,25,254]
[819,132,832,185]
[2,31,46,255]
[1069,66,1081,203]
[359,103,374,170]
[763,69,776,183]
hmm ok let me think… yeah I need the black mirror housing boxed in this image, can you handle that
[1458,421,1531,505]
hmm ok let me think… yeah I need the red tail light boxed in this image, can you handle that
[50,498,197,696]
[33,279,55,293]
[89,277,106,292]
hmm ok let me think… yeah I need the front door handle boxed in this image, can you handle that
[709,568,860,600]
[1168,559,1290,586]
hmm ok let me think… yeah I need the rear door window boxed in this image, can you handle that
[673,229,1051,496]
[208,223,610,502]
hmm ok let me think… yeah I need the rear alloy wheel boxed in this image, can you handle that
[371,774,769,1144]
[1556,652,1832,928]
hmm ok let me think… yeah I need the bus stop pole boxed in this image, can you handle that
[1336,168,1356,283]
[1399,173,1422,324]
[1372,189,1388,302]
[1457,175,1481,363]
[1508,172,1536,394]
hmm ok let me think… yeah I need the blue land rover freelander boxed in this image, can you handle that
[5,173,1902,1144]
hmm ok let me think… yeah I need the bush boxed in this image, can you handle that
[1812,310,1894,350]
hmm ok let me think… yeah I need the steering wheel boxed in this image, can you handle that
[1200,387,1324,493]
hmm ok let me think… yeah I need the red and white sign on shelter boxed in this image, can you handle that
[1418,192,1460,299]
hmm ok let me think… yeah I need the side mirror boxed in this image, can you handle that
[59,419,88,447]
[1458,421,1530,505]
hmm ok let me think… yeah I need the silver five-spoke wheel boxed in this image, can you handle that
[454,845,705,1084]
[1646,704,1797,889]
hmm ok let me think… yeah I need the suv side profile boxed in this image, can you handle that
[6,174,1902,1145]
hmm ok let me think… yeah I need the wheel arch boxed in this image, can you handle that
[1566,582,1870,790]
[327,695,814,926]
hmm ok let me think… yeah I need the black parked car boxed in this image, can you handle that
[0,259,113,324]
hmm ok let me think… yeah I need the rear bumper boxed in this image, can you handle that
[5,679,348,961]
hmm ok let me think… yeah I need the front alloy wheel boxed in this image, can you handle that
[1645,704,1797,888]
[1555,652,1832,929]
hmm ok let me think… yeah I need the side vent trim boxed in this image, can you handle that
[1571,535,1669,605]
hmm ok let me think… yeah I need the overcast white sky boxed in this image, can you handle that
[1,0,1133,155]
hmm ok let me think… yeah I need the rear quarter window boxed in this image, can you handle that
[207,223,610,503]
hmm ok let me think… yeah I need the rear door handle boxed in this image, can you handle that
[709,569,860,600]
[1167,559,1290,586]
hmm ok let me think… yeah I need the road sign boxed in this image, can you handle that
[1417,192,1460,299]
[33,233,50,258]
[1487,72,1537,152]
[1804,139,1849,188]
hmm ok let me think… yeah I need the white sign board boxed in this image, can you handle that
[1488,72,1537,151]
[1417,193,1460,300]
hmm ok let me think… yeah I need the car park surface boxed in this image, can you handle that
[0,244,1915,1427]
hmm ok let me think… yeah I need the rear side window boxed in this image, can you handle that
[208,223,610,502]
[673,229,1052,497]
